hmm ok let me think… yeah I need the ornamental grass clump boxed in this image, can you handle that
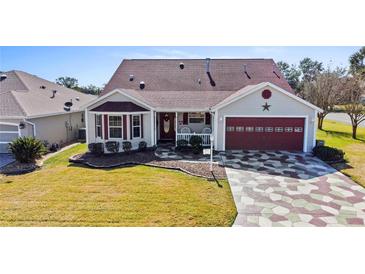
[8,137,46,163]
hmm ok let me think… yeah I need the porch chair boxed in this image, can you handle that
[202,127,212,134]
[180,126,191,134]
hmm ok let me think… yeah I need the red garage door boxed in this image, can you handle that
[225,117,305,151]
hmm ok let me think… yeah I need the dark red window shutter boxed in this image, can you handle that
[129,115,133,139]
[103,115,108,140]
[140,114,144,138]
[123,115,127,139]
[183,113,188,125]
[205,112,211,125]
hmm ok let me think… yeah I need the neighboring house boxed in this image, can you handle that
[84,59,322,152]
[0,70,96,153]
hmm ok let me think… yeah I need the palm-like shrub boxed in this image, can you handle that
[9,137,46,163]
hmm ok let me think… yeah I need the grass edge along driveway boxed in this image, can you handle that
[0,144,237,227]
[317,119,365,188]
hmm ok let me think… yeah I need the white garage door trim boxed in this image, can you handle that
[0,122,20,153]
[223,115,309,152]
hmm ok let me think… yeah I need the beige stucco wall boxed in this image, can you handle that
[215,85,317,152]
[29,112,84,146]
[86,92,153,152]
[1,114,81,152]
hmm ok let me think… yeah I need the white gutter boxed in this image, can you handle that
[23,119,37,137]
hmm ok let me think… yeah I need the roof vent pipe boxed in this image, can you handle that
[243,64,251,79]
[139,81,145,90]
[272,65,281,79]
[51,90,57,98]
[205,58,216,87]
[0,74,7,81]
[179,62,184,69]
[129,74,134,81]
[205,58,211,73]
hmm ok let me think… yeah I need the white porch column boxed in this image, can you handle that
[85,109,89,145]
[213,110,218,149]
[175,112,178,146]
[154,111,157,146]
[150,110,154,146]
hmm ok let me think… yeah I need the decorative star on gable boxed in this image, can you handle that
[262,102,271,111]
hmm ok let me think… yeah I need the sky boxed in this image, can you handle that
[0,46,361,87]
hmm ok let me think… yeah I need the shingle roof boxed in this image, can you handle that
[0,91,26,117]
[102,58,292,95]
[0,70,96,117]
[119,88,246,110]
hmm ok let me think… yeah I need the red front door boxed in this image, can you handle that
[159,113,176,140]
[225,117,305,151]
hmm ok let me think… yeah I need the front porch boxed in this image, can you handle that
[156,112,214,147]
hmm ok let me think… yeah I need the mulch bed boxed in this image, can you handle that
[0,162,38,175]
[69,150,226,180]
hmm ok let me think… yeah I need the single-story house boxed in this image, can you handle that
[84,59,322,152]
[0,70,96,153]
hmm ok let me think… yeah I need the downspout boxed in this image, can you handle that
[23,119,37,137]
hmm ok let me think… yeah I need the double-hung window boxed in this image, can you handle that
[132,115,141,138]
[109,116,122,138]
[188,112,205,124]
[95,115,102,138]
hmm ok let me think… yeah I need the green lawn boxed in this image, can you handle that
[317,119,365,188]
[0,144,236,226]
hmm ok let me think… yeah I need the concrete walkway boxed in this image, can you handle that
[223,151,365,227]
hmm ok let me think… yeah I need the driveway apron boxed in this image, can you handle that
[223,151,365,227]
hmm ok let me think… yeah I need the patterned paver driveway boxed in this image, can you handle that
[222,151,365,227]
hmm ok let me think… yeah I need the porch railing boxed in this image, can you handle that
[176,133,212,146]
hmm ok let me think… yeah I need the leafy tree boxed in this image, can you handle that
[299,57,324,82]
[56,76,103,95]
[56,76,79,89]
[341,75,365,139]
[349,46,365,77]
[77,84,102,95]
[277,61,301,92]
[303,67,346,130]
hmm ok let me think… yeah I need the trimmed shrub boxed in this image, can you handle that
[176,139,189,151]
[138,141,147,151]
[122,141,132,153]
[177,139,188,147]
[313,145,345,162]
[189,135,203,154]
[8,137,46,163]
[105,141,120,153]
[50,143,59,152]
[88,142,104,155]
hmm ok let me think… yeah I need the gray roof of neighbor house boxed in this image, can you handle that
[0,70,96,118]
[102,58,292,95]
